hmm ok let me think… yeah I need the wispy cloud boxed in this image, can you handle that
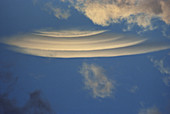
[65,0,170,30]
[162,76,170,86]
[80,63,115,98]
[138,106,161,114]
[44,2,70,19]
[149,55,170,86]
[129,85,138,93]
[33,0,71,20]
[1,30,170,58]
[162,26,170,38]
[150,57,170,75]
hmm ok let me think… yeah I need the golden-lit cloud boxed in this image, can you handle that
[34,30,107,38]
[1,30,170,58]
[65,0,170,29]
[80,63,115,98]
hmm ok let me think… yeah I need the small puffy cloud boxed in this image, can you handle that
[33,1,70,19]
[52,8,70,19]
[45,2,70,19]
[80,63,115,98]
[66,0,170,29]
[138,106,161,114]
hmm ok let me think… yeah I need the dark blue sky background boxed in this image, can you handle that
[0,0,170,114]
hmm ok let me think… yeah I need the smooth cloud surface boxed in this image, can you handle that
[34,30,107,37]
[1,30,170,58]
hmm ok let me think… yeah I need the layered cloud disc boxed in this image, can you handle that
[1,30,170,58]
[34,30,107,38]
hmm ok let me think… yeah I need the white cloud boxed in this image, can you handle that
[80,63,115,98]
[65,0,170,29]
[138,106,161,114]
[1,29,170,58]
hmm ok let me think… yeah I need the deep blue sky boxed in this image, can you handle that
[0,0,170,114]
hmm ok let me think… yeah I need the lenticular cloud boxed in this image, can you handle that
[1,30,170,58]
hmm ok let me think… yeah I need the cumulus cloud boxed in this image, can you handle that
[65,0,170,29]
[1,29,170,58]
[80,63,115,98]
[138,106,161,114]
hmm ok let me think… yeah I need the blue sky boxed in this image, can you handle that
[0,0,170,114]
